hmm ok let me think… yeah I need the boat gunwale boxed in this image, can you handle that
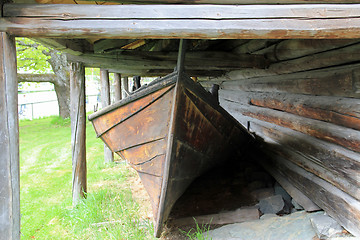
[88,71,178,121]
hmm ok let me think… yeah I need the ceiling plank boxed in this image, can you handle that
[2,4,360,39]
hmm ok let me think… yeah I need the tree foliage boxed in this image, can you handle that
[16,38,53,74]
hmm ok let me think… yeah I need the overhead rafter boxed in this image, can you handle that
[65,50,268,76]
[2,4,360,39]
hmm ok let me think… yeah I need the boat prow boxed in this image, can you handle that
[89,71,252,237]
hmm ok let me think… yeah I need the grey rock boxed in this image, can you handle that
[292,198,304,211]
[260,213,278,220]
[250,187,275,201]
[310,214,344,239]
[205,211,323,240]
[259,194,284,214]
[274,182,292,203]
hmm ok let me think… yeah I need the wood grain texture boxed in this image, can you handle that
[221,64,360,98]
[113,73,122,102]
[3,4,360,39]
[266,153,360,237]
[220,90,360,131]
[70,62,87,205]
[0,33,20,240]
[100,69,114,163]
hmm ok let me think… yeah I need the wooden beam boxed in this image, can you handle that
[34,38,93,56]
[0,32,20,240]
[66,51,268,71]
[100,69,114,163]
[2,4,360,39]
[122,76,129,99]
[265,152,360,237]
[113,73,122,102]
[70,62,87,205]
[55,0,360,4]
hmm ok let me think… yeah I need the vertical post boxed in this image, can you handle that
[100,69,114,163]
[122,76,129,99]
[114,73,122,102]
[70,62,87,205]
[0,33,20,240]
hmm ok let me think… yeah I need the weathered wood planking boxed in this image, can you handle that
[0,33,20,240]
[220,90,360,131]
[264,152,360,237]
[3,4,360,38]
[70,62,87,205]
[66,52,268,71]
[89,72,252,237]
[248,120,360,201]
[255,39,360,62]
[257,155,320,212]
[221,64,360,98]
[100,69,114,163]
[222,101,360,153]
[63,0,360,4]
[6,4,360,19]
[114,73,122,102]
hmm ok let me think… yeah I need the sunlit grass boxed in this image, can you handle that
[19,115,155,239]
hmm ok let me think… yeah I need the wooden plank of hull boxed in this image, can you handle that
[155,74,251,237]
[89,72,252,238]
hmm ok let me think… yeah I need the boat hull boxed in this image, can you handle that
[89,72,252,237]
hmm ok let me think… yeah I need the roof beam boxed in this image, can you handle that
[2,4,360,39]
[65,51,268,76]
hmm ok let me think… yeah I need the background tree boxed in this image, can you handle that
[16,38,71,119]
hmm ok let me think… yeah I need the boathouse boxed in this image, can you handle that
[1,1,360,239]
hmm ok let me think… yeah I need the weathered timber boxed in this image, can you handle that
[122,76,129,99]
[100,69,114,163]
[220,90,360,131]
[89,71,252,237]
[248,120,360,200]
[255,152,320,212]
[268,42,360,74]
[171,207,259,226]
[0,33,20,240]
[58,0,360,4]
[70,62,87,205]
[34,38,93,56]
[233,39,280,54]
[3,4,360,39]
[254,39,360,62]
[221,101,360,153]
[17,73,57,82]
[6,4,360,19]
[114,73,122,102]
[221,64,360,98]
[94,39,136,53]
[66,52,268,71]
[264,152,360,237]
[107,68,225,78]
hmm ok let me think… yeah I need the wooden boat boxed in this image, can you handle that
[88,70,252,237]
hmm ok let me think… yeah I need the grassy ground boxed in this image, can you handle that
[19,116,156,239]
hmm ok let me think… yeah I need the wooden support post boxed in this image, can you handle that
[122,76,129,99]
[70,62,87,205]
[0,32,20,240]
[100,69,114,163]
[114,73,122,101]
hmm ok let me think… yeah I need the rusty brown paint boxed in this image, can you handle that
[89,72,252,237]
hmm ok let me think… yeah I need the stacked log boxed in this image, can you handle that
[210,39,360,236]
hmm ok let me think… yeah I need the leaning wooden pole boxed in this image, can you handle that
[0,32,20,240]
[114,73,122,101]
[100,69,114,163]
[70,62,87,205]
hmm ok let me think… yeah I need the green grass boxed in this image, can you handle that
[19,116,155,239]
[179,219,212,240]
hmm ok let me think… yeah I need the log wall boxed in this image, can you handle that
[205,39,360,236]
